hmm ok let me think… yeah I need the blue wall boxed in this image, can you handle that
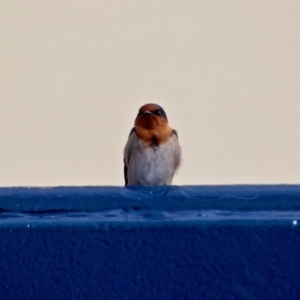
[0,186,299,299]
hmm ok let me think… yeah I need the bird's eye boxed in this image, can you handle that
[137,109,143,116]
[154,110,162,116]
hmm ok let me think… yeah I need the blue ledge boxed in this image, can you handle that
[0,185,300,300]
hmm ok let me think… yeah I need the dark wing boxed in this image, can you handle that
[172,129,178,138]
[124,159,128,186]
[124,128,136,186]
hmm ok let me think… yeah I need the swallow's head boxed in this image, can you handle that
[134,103,168,130]
[134,103,172,146]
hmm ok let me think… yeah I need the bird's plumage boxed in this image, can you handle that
[124,103,181,186]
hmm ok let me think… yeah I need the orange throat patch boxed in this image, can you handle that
[135,125,173,147]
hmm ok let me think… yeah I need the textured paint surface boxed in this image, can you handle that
[0,186,300,299]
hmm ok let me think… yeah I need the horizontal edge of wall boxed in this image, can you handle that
[0,185,299,226]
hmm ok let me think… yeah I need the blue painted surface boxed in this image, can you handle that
[0,185,299,299]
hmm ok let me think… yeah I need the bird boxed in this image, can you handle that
[124,103,182,186]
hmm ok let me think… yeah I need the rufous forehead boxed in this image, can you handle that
[139,103,160,112]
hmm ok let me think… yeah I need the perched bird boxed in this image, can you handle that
[124,103,182,186]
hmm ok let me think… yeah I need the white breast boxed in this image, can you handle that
[124,132,181,186]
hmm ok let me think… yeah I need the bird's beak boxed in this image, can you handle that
[143,110,152,115]
[143,111,153,115]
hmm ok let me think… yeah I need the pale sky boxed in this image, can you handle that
[1,1,300,186]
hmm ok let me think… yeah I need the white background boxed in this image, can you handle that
[1,1,300,186]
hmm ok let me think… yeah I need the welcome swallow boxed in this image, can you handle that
[124,103,182,186]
